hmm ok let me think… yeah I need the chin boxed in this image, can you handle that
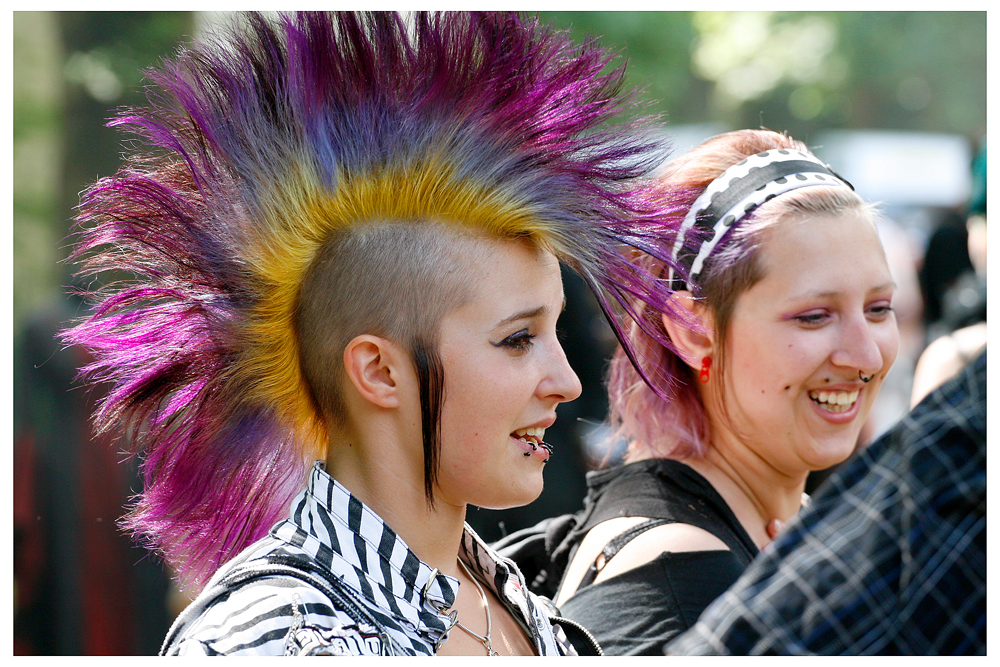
[475,478,545,511]
[807,435,861,471]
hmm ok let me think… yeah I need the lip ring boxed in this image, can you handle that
[513,433,553,462]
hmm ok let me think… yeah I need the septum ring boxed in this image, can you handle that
[859,371,875,383]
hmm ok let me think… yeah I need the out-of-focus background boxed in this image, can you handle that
[12,11,986,655]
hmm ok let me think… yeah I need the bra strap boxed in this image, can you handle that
[578,518,672,589]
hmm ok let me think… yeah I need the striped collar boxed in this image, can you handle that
[269,462,562,655]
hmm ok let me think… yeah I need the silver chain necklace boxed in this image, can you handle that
[454,558,499,656]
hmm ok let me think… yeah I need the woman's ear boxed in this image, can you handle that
[342,334,407,409]
[661,291,716,371]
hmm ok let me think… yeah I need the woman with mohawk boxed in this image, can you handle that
[63,12,673,655]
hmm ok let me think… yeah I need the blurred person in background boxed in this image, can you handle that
[917,208,976,337]
[911,141,986,405]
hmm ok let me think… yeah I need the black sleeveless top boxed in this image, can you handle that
[556,459,759,656]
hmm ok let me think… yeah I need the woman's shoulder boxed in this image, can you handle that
[164,568,383,655]
[555,516,730,606]
[555,458,757,608]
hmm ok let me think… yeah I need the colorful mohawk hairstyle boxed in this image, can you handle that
[62,11,682,589]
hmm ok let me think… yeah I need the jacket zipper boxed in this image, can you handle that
[549,615,605,656]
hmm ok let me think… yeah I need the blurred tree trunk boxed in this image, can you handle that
[14,12,196,656]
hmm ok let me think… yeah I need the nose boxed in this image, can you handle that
[539,340,583,404]
[831,312,894,379]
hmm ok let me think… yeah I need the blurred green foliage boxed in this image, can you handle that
[13,12,195,331]
[542,11,985,140]
[540,12,707,126]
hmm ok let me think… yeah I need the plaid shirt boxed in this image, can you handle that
[162,462,570,655]
[668,350,986,655]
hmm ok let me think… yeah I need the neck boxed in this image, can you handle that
[325,422,468,575]
[683,436,807,550]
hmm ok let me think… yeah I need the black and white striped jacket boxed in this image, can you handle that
[161,462,585,655]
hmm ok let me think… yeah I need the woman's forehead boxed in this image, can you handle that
[442,238,563,329]
[751,211,890,299]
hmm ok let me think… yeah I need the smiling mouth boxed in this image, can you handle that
[513,427,553,457]
[808,389,860,413]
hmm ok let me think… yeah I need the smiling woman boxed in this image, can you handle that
[716,209,897,472]
[433,238,580,511]
[548,129,900,655]
[60,11,674,656]
[309,228,581,658]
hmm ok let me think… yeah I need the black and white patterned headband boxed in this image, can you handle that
[669,148,853,290]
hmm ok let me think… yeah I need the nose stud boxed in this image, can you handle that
[859,371,874,383]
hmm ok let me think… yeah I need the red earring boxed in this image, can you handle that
[699,356,712,383]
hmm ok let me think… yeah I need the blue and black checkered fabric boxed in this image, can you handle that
[668,351,986,655]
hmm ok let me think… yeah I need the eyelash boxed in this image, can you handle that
[793,304,895,326]
[868,304,895,318]
[495,329,536,351]
[794,312,829,326]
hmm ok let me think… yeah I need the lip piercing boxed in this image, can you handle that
[523,441,554,459]
[859,371,874,383]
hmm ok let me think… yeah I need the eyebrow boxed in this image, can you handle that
[493,296,567,329]
[787,281,897,302]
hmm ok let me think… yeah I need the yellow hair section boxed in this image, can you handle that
[231,155,554,460]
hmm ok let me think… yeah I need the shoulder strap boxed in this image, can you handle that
[577,518,672,589]
[578,460,758,564]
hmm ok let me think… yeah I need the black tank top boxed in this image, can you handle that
[555,459,759,656]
